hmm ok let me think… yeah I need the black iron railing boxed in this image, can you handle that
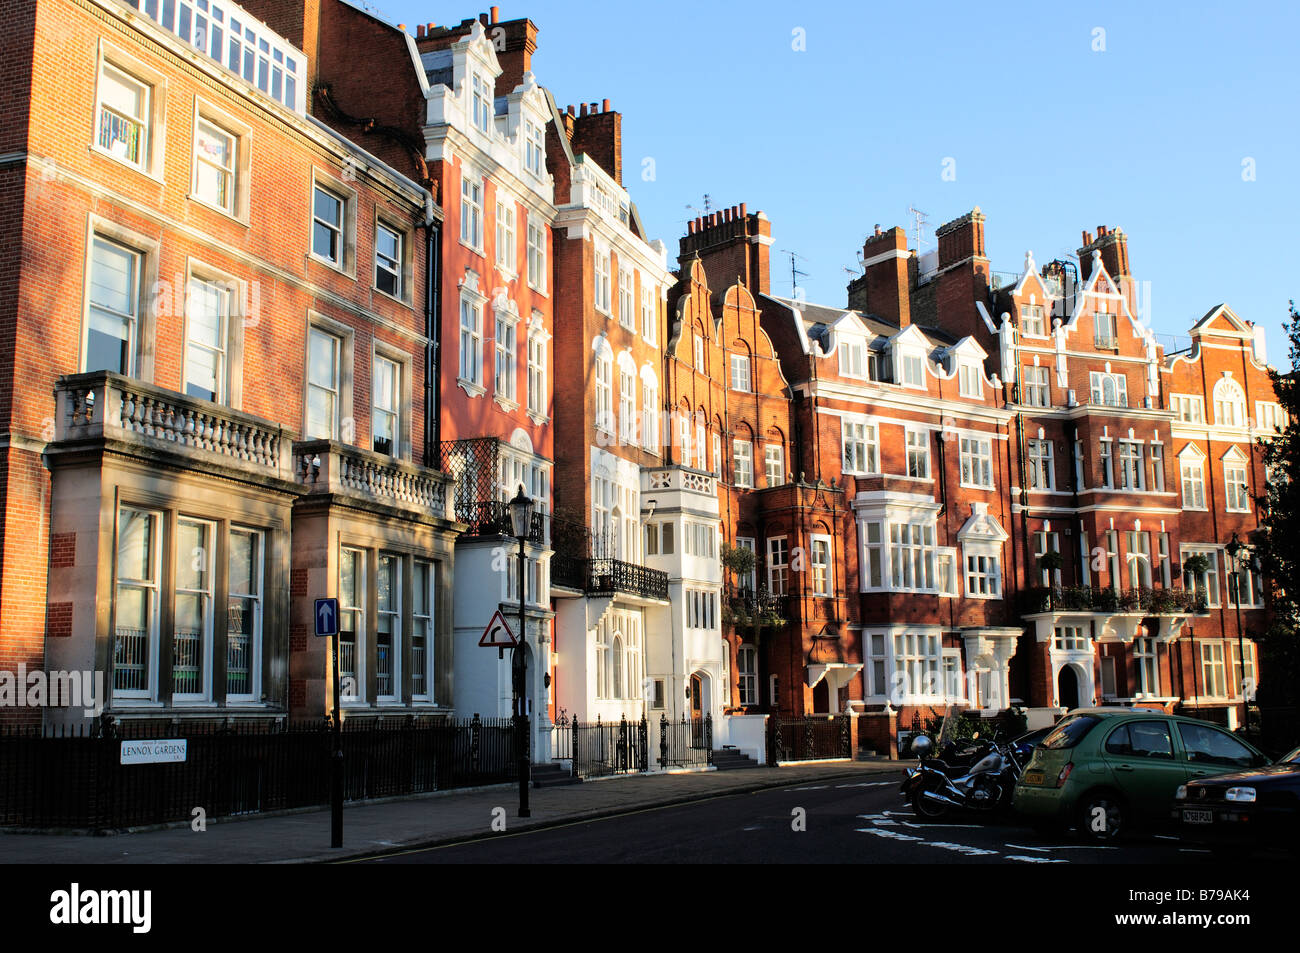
[1022,585,1207,615]
[551,714,712,777]
[724,586,788,629]
[456,500,547,542]
[767,715,851,764]
[0,715,516,830]
[659,714,713,769]
[587,558,670,601]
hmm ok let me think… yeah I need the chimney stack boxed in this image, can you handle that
[1078,225,1130,282]
[570,99,623,184]
[847,225,910,326]
[677,204,772,296]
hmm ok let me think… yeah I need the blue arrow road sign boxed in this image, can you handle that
[315,598,340,638]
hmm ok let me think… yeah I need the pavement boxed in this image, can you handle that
[0,760,901,864]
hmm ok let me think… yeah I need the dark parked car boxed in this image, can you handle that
[1173,745,1300,855]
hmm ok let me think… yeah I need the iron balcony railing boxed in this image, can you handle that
[588,558,670,601]
[456,500,548,543]
[1023,585,1207,615]
[547,515,668,600]
[724,586,788,629]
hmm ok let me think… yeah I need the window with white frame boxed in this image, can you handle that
[738,645,757,706]
[411,560,435,701]
[471,73,493,134]
[526,219,547,292]
[1089,371,1127,407]
[594,352,613,434]
[959,436,993,488]
[1034,530,1061,586]
[1256,401,1287,434]
[735,537,757,591]
[184,276,231,404]
[811,535,832,596]
[1224,453,1250,512]
[1027,438,1054,491]
[1213,378,1247,428]
[226,527,263,701]
[495,201,516,273]
[460,175,483,251]
[842,420,878,474]
[172,518,214,700]
[1157,532,1172,587]
[1054,626,1089,651]
[1099,440,1114,488]
[1022,365,1051,407]
[730,353,752,392]
[1127,530,1153,588]
[306,327,342,440]
[890,523,937,591]
[1173,394,1205,424]
[595,619,609,698]
[767,537,788,596]
[687,589,717,629]
[311,184,346,266]
[840,339,866,379]
[1230,642,1257,698]
[711,432,721,476]
[618,268,634,329]
[494,310,517,405]
[1201,641,1227,698]
[1020,304,1046,337]
[1105,529,1121,590]
[900,351,925,388]
[527,324,546,419]
[1094,312,1118,348]
[694,333,706,372]
[1150,444,1165,492]
[111,509,157,696]
[375,554,400,700]
[642,379,658,451]
[372,354,400,455]
[459,295,484,388]
[958,362,982,398]
[1183,546,1221,607]
[893,632,942,701]
[906,429,930,479]
[1117,440,1143,490]
[965,551,1001,597]
[696,417,707,470]
[678,411,691,465]
[1180,450,1206,508]
[733,440,754,488]
[765,444,784,487]
[641,285,656,345]
[619,368,636,445]
[193,117,236,213]
[96,61,152,170]
[523,118,544,177]
[862,521,883,589]
[1226,550,1263,607]
[339,548,365,701]
[86,235,143,376]
[865,632,888,698]
[375,222,403,298]
[594,248,611,313]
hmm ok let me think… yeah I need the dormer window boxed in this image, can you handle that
[899,351,925,389]
[1020,304,1045,337]
[471,74,493,134]
[840,339,866,379]
[1094,312,1118,349]
[958,362,982,398]
[524,118,545,177]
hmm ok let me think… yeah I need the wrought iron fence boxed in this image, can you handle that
[766,715,851,763]
[550,714,655,779]
[0,715,516,830]
[658,714,713,769]
[1023,585,1206,614]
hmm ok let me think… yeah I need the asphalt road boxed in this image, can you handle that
[354,770,1285,864]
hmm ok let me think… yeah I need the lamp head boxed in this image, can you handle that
[508,483,533,539]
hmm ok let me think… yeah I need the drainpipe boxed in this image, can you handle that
[424,211,442,465]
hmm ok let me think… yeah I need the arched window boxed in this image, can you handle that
[1213,377,1247,428]
[611,633,624,699]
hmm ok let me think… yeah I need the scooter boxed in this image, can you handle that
[900,733,1021,820]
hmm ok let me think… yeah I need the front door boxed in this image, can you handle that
[690,674,702,718]
[1057,665,1080,710]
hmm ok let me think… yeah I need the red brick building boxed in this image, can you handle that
[2,0,458,727]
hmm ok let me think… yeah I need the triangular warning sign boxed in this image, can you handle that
[478,610,518,649]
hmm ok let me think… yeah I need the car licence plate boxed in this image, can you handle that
[1023,770,1044,785]
[1182,809,1213,825]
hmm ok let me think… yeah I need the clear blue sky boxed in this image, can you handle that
[373,0,1299,364]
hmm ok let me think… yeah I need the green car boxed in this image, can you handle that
[1012,708,1269,841]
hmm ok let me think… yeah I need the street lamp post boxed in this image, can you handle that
[508,484,533,818]
[1224,533,1249,706]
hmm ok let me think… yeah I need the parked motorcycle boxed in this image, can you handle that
[900,733,1023,820]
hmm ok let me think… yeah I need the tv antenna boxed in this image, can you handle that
[907,205,930,251]
[780,250,809,298]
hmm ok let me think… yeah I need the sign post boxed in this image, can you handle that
[315,597,342,848]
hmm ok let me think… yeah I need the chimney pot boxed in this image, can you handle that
[398,23,406,31]
[739,202,747,217]
[580,103,588,117]
[602,98,610,112]
[428,22,436,31]
[1098,225,1108,237]
[417,24,425,36]
[591,102,599,113]
[874,224,882,236]
[490,5,499,22]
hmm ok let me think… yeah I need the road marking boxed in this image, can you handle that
[856,827,925,842]
[927,841,999,856]
[900,821,983,829]
[1007,855,1068,864]
[835,781,893,788]
[1178,848,1212,854]
[787,785,830,791]
[1005,843,1118,852]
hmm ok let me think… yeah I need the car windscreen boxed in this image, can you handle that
[1040,714,1101,750]
[1281,747,1300,765]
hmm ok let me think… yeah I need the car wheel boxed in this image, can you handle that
[1078,791,1126,842]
